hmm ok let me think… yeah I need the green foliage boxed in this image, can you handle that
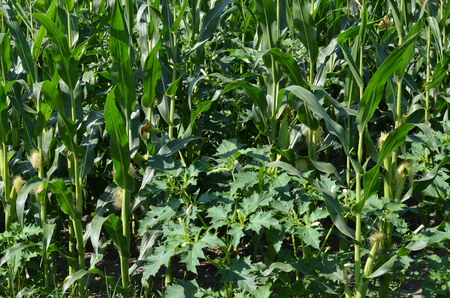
[0,0,449,297]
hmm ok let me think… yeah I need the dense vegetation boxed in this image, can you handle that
[0,0,449,296]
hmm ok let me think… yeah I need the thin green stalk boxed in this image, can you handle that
[354,132,364,287]
[169,3,178,140]
[2,144,11,231]
[425,24,431,121]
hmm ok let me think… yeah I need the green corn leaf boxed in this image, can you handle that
[188,0,234,54]
[110,0,136,119]
[286,85,363,174]
[366,255,397,278]
[137,4,149,59]
[0,6,36,82]
[292,0,318,62]
[142,41,162,108]
[43,222,56,261]
[268,48,306,86]
[426,50,450,90]
[355,124,415,213]
[103,214,130,258]
[428,17,443,61]
[157,136,198,157]
[388,0,404,40]
[39,81,85,160]
[34,102,51,137]
[47,179,82,221]
[223,81,268,134]
[393,19,423,83]
[104,91,134,191]
[88,215,109,262]
[0,83,11,145]
[80,121,101,179]
[255,0,277,50]
[129,228,161,275]
[62,268,104,294]
[16,177,43,229]
[309,159,344,185]
[312,179,357,240]
[338,39,364,88]
[32,13,78,91]
[171,0,189,33]
[4,0,32,32]
[166,75,183,97]
[402,156,450,202]
[359,3,368,44]
[0,33,11,79]
[356,31,422,132]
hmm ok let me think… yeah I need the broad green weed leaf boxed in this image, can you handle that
[165,280,200,298]
[142,242,177,279]
[206,206,229,229]
[253,284,272,298]
[220,256,257,292]
[215,138,245,159]
[229,225,245,248]
[246,211,281,232]
[295,225,321,249]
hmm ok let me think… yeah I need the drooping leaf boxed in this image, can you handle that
[32,13,78,91]
[39,81,85,160]
[47,179,81,221]
[356,31,422,132]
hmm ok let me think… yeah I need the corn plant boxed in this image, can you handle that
[1,0,450,297]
